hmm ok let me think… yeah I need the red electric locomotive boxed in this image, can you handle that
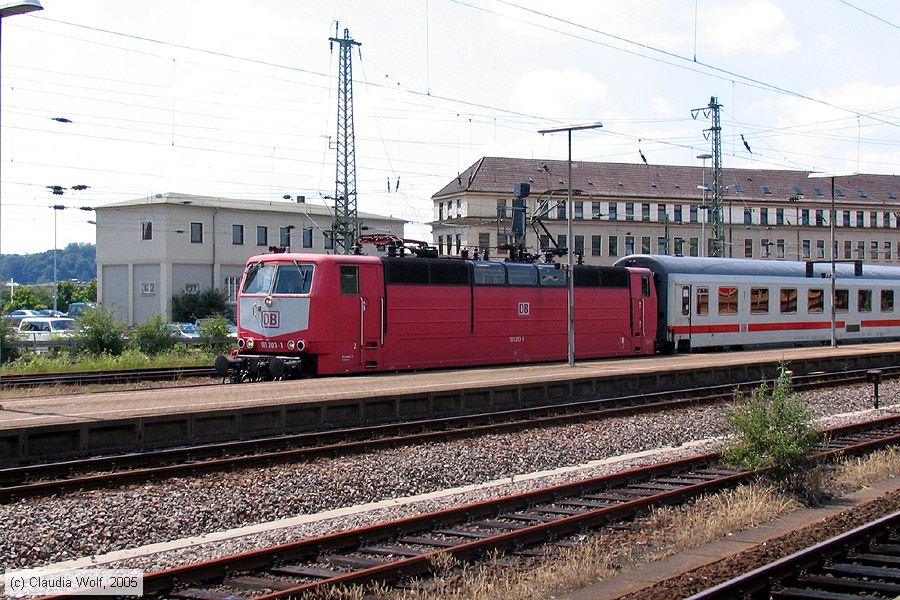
[216,253,657,380]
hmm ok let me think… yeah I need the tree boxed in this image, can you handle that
[72,306,127,356]
[133,315,177,355]
[171,289,229,323]
[3,286,50,313]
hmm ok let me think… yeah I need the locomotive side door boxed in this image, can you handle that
[340,263,384,369]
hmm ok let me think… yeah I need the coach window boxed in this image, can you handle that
[835,289,849,312]
[858,289,872,313]
[696,287,709,315]
[881,290,894,312]
[780,288,798,313]
[681,286,690,316]
[340,266,359,295]
[718,287,737,315]
[808,288,824,313]
[750,288,769,314]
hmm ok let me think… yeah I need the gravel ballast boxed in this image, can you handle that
[0,381,896,575]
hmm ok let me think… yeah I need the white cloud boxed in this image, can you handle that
[651,96,674,116]
[702,0,798,55]
[510,69,610,119]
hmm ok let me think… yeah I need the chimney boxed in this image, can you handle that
[296,196,306,204]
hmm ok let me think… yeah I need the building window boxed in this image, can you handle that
[303,228,313,248]
[140,221,152,241]
[591,235,601,256]
[625,235,635,254]
[438,235,444,255]
[777,239,785,258]
[780,288,797,313]
[608,236,619,257]
[801,210,810,226]
[689,237,699,256]
[808,289,824,313]
[857,241,865,259]
[761,238,771,258]
[690,205,698,223]
[815,210,824,227]
[641,236,651,254]
[871,241,879,259]
[608,203,618,220]
[557,234,567,250]
[455,234,461,253]
[625,203,634,221]
[776,208,784,225]
[592,201,603,219]
[674,205,683,223]
[884,212,892,228]
[744,239,753,258]
[324,230,334,250]
[539,235,550,251]
[556,202,566,220]
[674,237,684,255]
[538,197,549,217]
[885,241,892,260]
[185,283,200,294]
[857,212,864,227]
[759,208,768,225]
[496,198,507,217]
[718,287,738,315]
[641,203,651,222]
[816,239,825,258]
[140,282,156,296]
[744,208,753,225]
[574,235,584,256]
[871,211,878,227]
[802,240,810,259]
[256,226,267,246]
[279,226,292,248]
[478,232,490,250]
[438,202,443,221]
[750,288,769,314]
[843,211,851,226]
[223,276,240,303]
[574,202,584,219]
[657,237,667,255]
[190,222,203,243]
[232,224,244,245]
[657,204,667,222]
[844,240,852,259]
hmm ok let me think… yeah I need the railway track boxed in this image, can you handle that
[46,415,900,599]
[688,509,900,599]
[1,367,894,503]
[0,366,218,388]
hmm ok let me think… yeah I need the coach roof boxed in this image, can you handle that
[614,255,900,281]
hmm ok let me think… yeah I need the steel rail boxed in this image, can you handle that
[0,366,218,388]
[44,414,900,599]
[686,509,900,599]
[2,367,896,503]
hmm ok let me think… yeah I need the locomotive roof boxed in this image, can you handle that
[613,255,900,281]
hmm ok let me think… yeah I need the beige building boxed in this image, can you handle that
[432,157,900,266]
[95,193,405,324]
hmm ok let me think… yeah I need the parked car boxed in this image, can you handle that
[16,317,78,353]
[36,309,66,318]
[165,322,200,340]
[66,302,97,318]
[4,309,40,326]
[195,318,238,338]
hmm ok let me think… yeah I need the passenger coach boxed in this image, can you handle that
[615,255,900,353]
[218,253,657,379]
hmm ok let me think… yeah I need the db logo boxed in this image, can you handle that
[261,311,280,328]
[517,302,530,316]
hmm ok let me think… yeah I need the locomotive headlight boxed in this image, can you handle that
[264,295,273,307]
[296,340,305,352]
[238,338,246,349]
[247,338,255,349]
[287,340,295,350]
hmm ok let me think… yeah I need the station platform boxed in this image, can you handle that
[1,343,898,465]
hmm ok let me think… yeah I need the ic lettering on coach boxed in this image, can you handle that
[261,310,280,328]
[518,302,530,317]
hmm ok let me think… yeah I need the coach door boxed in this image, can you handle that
[341,264,383,369]
[680,284,692,348]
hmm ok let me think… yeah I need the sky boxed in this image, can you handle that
[0,0,897,255]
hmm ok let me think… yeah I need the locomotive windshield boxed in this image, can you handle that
[242,262,314,295]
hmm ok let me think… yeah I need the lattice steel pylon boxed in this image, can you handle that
[329,24,361,254]
[692,96,725,257]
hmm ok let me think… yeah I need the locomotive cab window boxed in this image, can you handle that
[274,263,314,295]
[473,262,506,285]
[750,288,769,314]
[340,266,359,295]
[858,289,872,312]
[718,287,738,315]
[881,290,894,312]
[780,288,797,314]
[835,289,849,312]
[696,287,709,315]
[506,263,538,286]
[808,288,824,313]
[537,265,566,287]
[242,264,276,295]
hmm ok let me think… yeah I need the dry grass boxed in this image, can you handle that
[832,446,900,490]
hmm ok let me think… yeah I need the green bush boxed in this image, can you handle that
[172,289,229,323]
[198,315,233,352]
[0,317,20,363]
[72,306,127,356]
[724,366,817,471]
[133,315,177,355]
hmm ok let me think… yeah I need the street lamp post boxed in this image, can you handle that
[538,121,603,367]
[809,171,856,348]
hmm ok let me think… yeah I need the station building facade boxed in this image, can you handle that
[432,157,900,267]
[94,193,405,324]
